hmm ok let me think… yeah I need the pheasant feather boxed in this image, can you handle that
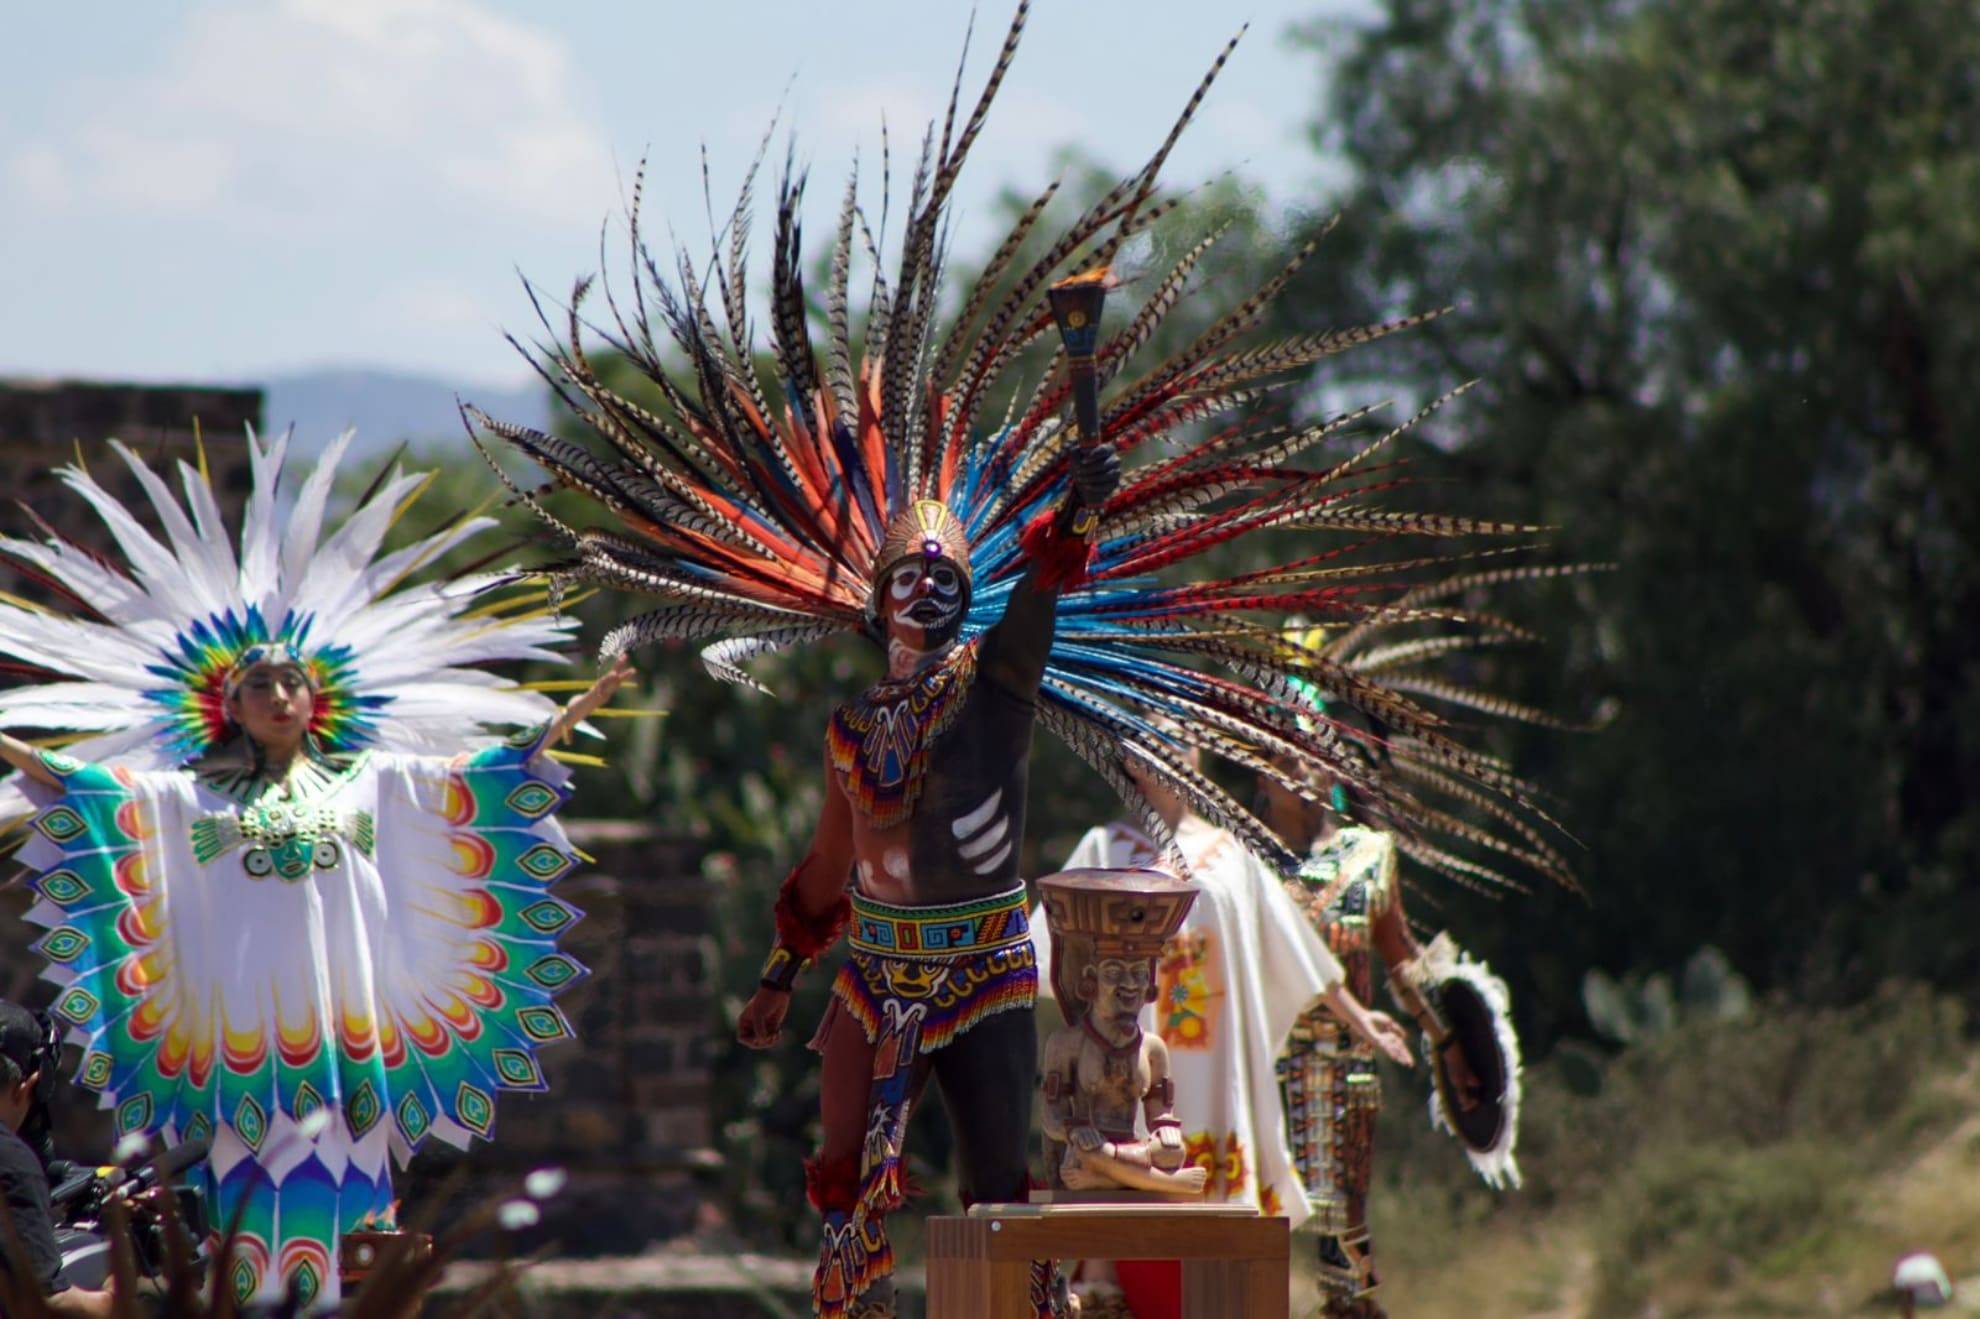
[471,6,1595,888]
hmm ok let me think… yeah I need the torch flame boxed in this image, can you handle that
[1051,266,1116,291]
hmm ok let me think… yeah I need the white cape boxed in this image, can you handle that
[1032,817,1342,1227]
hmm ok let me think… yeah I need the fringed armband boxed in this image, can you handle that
[1019,507,1097,591]
[804,1150,862,1214]
[763,856,852,991]
[1392,930,1459,988]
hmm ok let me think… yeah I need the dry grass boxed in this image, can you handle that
[1363,1217,1591,1318]
[1303,985,1978,1318]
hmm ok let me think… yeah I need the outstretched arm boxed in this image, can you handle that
[46,1284,119,1318]
[735,746,857,1050]
[980,444,1120,697]
[1372,878,1421,971]
[0,732,64,790]
[1298,843,1413,1067]
[1317,981,1415,1068]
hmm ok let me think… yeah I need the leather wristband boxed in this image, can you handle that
[760,944,805,993]
[1389,975,1453,1048]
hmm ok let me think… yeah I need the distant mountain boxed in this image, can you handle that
[262,368,550,459]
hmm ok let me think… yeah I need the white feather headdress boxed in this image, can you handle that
[0,429,569,813]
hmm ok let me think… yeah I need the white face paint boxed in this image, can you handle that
[886,558,965,635]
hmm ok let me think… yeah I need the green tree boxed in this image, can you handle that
[1281,0,1980,1039]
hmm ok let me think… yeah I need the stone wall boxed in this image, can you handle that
[0,377,263,448]
[0,377,261,602]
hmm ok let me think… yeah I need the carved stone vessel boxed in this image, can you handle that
[1036,868,1207,1199]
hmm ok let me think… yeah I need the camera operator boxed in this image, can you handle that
[0,1001,115,1317]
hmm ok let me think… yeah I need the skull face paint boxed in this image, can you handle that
[883,554,968,654]
[869,500,973,671]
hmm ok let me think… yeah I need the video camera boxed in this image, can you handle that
[4,1000,214,1290]
[47,1137,213,1290]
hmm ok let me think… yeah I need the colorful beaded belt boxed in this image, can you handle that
[849,886,1030,958]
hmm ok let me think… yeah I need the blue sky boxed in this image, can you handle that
[1,1,1368,388]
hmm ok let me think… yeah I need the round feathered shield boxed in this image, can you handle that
[1430,976,1512,1154]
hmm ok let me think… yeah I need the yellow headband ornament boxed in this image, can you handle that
[1286,623,1328,664]
[872,499,973,589]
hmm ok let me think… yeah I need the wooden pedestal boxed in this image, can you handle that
[925,1204,1289,1318]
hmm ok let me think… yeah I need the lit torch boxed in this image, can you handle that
[1047,268,1113,537]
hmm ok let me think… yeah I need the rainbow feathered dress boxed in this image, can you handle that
[1,432,584,1307]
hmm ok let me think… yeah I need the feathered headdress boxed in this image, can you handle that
[0,430,570,815]
[1281,555,1609,896]
[470,1,1587,882]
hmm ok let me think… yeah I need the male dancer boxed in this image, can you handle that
[735,454,1115,1316]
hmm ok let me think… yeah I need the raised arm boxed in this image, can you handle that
[0,732,65,790]
[977,564,1062,699]
[735,743,857,1049]
[979,444,1120,697]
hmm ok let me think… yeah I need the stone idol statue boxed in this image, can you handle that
[1037,869,1210,1198]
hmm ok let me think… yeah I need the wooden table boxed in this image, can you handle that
[925,1204,1289,1318]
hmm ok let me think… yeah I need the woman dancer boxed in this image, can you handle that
[0,431,629,1305]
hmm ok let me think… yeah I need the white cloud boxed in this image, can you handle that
[814,76,942,144]
[8,145,72,207]
[808,75,1087,175]
[25,0,614,231]
[375,276,497,339]
[78,126,236,212]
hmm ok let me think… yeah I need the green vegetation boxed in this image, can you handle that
[1279,0,1980,1042]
